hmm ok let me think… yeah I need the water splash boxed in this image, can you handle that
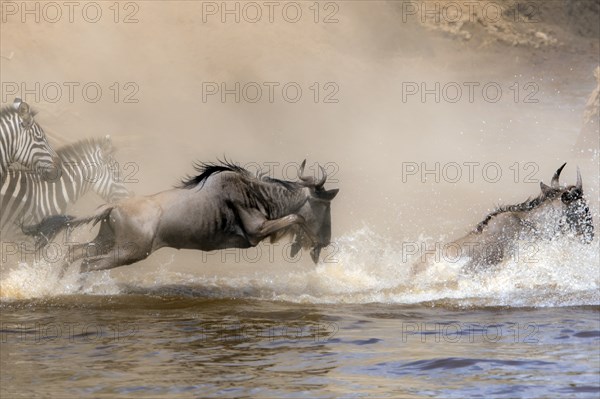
[124,226,599,307]
[0,260,120,301]
[1,226,598,307]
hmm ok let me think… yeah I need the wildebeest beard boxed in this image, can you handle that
[281,225,320,263]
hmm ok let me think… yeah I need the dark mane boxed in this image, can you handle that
[179,160,306,191]
[179,160,251,189]
[474,190,559,233]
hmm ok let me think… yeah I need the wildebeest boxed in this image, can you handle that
[412,163,594,274]
[26,160,339,272]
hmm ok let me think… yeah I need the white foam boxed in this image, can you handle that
[122,226,599,307]
[2,226,598,307]
[0,260,120,300]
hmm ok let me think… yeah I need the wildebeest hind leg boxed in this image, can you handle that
[56,259,71,280]
[80,241,150,273]
[64,221,115,267]
[80,255,119,273]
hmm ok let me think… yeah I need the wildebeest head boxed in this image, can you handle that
[538,163,594,243]
[291,160,339,263]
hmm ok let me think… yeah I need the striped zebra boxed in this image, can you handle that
[1,136,131,235]
[0,98,59,185]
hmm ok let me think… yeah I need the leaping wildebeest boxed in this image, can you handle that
[26,160,339,272]
[412,163,594,274]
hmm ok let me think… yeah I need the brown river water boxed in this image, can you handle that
[1,297,599,398]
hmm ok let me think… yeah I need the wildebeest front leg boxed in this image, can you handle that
[236,207,309,245]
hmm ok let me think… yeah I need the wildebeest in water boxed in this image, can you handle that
[27,160,339,272]
[412,163,594,274]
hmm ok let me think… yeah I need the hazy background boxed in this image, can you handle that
[1,0,598,279]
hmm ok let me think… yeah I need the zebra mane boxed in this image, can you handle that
[474,190,561,233]
[0,104,38,120]
[5,137,113,173]
[0,105,20,120]
[57,137,113,160]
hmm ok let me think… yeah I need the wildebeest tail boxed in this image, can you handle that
[23,204,115,249]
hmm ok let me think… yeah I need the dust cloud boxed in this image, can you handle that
[1,1,598,280]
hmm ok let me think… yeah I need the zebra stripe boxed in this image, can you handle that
[1,137,131,235]
[0,99,59,185]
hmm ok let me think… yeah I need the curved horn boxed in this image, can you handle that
[297,159,312,184]
[298,160,327,188]
[576,166,582,190]
[551,162,567,189]
[315,165,327,188]
[540,181,553,196]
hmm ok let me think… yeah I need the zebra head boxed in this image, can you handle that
[90,135,131,203]
[10,99,60,180]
